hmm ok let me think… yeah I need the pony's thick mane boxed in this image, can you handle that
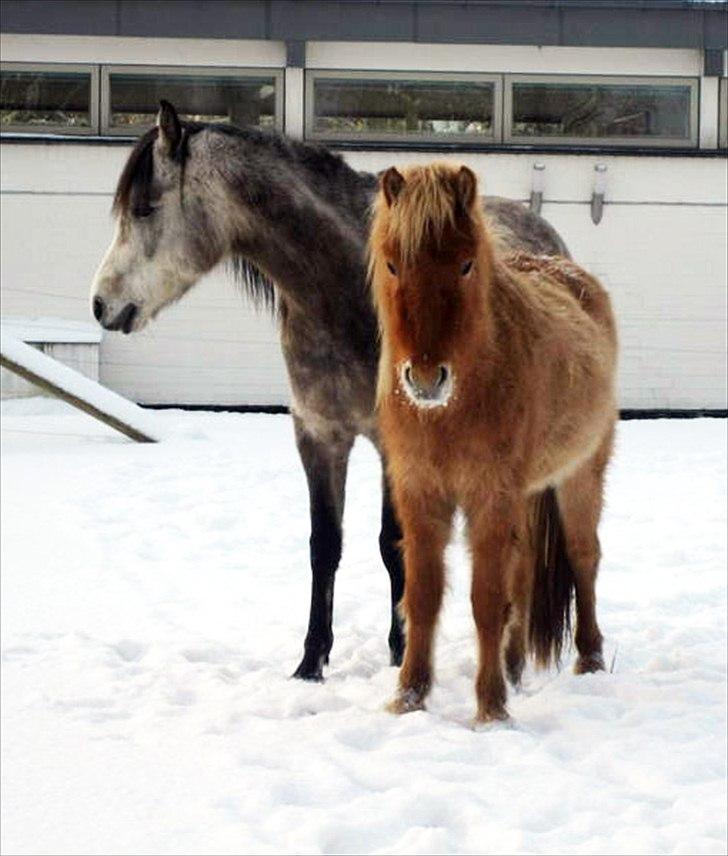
[370,162,475,271]
[369,162,488,403]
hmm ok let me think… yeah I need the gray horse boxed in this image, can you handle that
[91,101,568,681]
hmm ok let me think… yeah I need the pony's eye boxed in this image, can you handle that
[460,260,473,276]
[386,261,398,276]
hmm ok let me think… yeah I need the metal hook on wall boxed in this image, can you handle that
[530,162,545,215]
[591,163,608,224]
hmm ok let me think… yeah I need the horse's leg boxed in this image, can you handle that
[387,489,453,713]
[556,425,614,674]
[379,473,405,666]
[291,416,353,681]
[468,499,523,722]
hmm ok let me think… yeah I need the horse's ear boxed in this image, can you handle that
[455,166,478,212]
[156,100,182,157]
[381,167,405,207]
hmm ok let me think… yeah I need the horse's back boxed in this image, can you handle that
[482,196,570,259]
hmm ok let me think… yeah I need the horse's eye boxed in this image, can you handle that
[386,261,398,276]
[133,204,155,220]
[460,260,473,276]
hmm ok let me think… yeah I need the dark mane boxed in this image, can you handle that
[112,120,376,315]
[112,126,159,216]
[112,123,283,311]
[228,255,276,313]
[213,123,358,187]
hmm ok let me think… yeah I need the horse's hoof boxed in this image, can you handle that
[291,667,324,682]
[291,654,326,682]
[386,689,426,715]
[574,653,605,674]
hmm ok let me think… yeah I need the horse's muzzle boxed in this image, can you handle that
[400,361,453,409]
[95,299,139,335]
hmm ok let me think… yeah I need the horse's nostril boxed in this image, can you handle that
[119,303,138,335]
[436,365,449,388]
[92,296,105,322]
[404,365,413,388]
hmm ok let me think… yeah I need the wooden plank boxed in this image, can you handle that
[1,337,158,443]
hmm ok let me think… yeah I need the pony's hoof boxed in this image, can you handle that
[474,705,510,726]
[574,653,605,674]
[386,689,426,715]
[472,711,513,731]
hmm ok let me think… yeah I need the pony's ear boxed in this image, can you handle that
[156,100,182,156]
[455,166,478,212]
[381,167,405,207]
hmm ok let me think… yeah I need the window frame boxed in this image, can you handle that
[719,77,727,150]
[305,69,503,144]
[0,61,100,136]
[100,64,285,136]
[504,73,700,149]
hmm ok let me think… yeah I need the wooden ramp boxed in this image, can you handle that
[1,331,159,443]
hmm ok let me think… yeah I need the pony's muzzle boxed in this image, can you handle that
[401,361,453,409]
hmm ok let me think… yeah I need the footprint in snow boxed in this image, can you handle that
[111,639,148,663]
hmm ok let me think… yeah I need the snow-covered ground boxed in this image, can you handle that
[1,399,726,856]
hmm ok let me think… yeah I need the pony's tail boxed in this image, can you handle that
[528,488,575,669]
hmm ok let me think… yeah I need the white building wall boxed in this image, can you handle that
[1,35,726,409]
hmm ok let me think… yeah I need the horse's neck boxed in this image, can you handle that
[229,161,375,326]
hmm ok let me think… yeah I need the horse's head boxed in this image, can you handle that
[91,101,224,333]
[370,162,490,409]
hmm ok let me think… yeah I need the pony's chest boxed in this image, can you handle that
[383,401,513,491]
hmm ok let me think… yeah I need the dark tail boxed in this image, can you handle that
[528,487,575,669]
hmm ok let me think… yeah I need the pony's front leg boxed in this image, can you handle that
[387,489,453,714]
[291,417,353,681]
[468,500,523,723]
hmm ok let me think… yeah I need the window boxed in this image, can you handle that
[306,71,501,142]
[719,78,727,150]
[102,65,283,135]
[505,75,699,147]
[0,62,99,134]
[1,62,704,151]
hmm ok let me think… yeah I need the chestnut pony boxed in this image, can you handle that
[370,163,618,723]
